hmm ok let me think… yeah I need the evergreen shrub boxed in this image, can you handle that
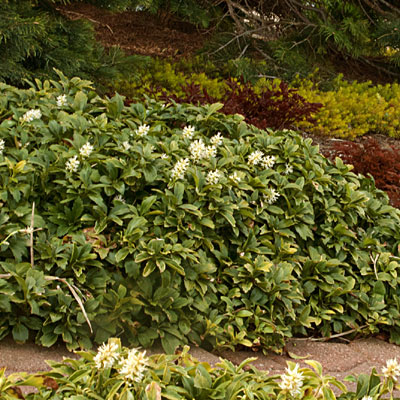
[3,73,400,353]
[0,0,138,88]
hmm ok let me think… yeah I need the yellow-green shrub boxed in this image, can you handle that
[291,76,400,138]
[112,58,228,100]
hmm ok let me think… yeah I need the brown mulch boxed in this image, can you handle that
[56,3,209,58]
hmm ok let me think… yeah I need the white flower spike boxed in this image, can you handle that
[206,170,222,185]
[119,348,148,385]
[94,341,119,369]
[79,142,94,158]
[264,188,280,205]
[56,94,68,107]
[20,109,42,123]
[261,155,276,169]
[210,132,223,146]
[189,139,206,162]
[248,150,264,166]
[382,358,400,381]
[279,363,304,397]
[284,163,293,175]
[171,158,189,180]
[66,156,80,173]
[182,125,195,139]
[136,124,150,137]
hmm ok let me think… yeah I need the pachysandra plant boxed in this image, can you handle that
[2,71,400,355]
[0,337,394,400]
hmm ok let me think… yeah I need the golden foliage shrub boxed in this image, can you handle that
[292,76,400,138]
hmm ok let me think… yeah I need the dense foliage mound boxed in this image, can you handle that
[2,73,400,353]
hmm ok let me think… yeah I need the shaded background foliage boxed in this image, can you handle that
[2,0,400,87]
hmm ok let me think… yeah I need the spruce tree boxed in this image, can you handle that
[0,0,134,86]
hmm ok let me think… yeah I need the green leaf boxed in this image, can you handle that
[116,247,131,263]
[179,204,203,217]
[220,211,236,227]
[200,218,215,229]
[236,310,253,317]
[305,360,323,375]
[161,333,181,354]
[12,323,29,342]
[174,182,185,204]
[73,91,88,111]
[140,196,157,215]
[107,92,125,118]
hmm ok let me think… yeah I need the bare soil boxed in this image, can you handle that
[57,3,209,58]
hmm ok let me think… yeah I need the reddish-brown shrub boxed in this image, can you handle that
[324,137,400,208]
[155,78,323,130]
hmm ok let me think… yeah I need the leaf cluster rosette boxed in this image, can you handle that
[2,72,400,352]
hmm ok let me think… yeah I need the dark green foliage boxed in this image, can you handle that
[3,74,400,353]
[0,0,137,87]
[202,0,400,81]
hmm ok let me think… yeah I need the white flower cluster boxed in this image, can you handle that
[182,125,195,139]
[66,156,80,173]
[94,341,119,369]
[361,396,373,400]
[189,139,217,162]
[382,358,400,381]
[20,109,42,123]
[136,124,150,137]
[210,132,223,146]
[94,342,148,385]
[284,163,293,175]
[279,364,304,397]
[261,155,276,169]
[264,188,280,205]
[248,150,264,166]
[0,139,4,155]
[79,142,93,158]
[229,171,241,184]
[206,170,222,185]
[56,94,68,107]
[248,151,277,170]
[171,158,189,180]
[119,348,148,385]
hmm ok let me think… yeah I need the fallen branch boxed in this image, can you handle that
[56,8,114,34]
[291,325,368,342]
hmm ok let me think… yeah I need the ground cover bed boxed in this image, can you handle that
[4,3,400,399]
[2,72,400,352]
